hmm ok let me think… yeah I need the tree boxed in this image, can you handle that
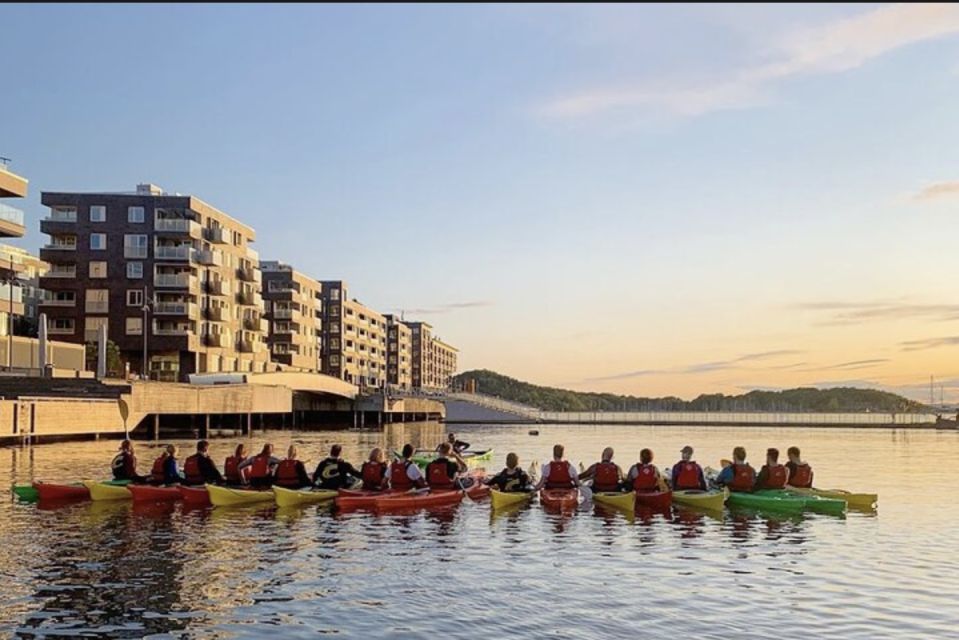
[85,340,122,376]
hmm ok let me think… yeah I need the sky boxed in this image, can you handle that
[2,3,959,402]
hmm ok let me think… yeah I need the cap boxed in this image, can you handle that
[681,445,694,453]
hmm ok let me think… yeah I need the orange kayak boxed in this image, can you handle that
[128,484,182,502]
[374,489,464,511]
[335,489,403,510]
[540,488,579,510]
[177,485,211,506]
[34,482,89,501]
[635,489,672,510]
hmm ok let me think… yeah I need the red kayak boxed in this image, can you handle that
[635,489,672,510]
[336,488,404,510]
[374,489,464,511]
[540,488,579,510]
[177,485,211,506]
[33,482,90,501]
[128,484,182,502]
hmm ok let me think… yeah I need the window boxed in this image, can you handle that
[127,262,143,279]
[128,206,145,223]
[330,288,340,301]
[85,289,109,314]
[52,291,76,303]
[50,318,74,331]
[89,261,107,279]
[127,290,144,306]
[125,317,143,335]
[85,317,108,342]
[124,234,148,258]
[90,205,106,222]
[90,233,106,250]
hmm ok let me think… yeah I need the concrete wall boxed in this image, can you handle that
[0,335,86,371]
[0,397,125,439]
[128,381,292,416]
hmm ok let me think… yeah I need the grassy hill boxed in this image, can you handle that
[452,369,925,413]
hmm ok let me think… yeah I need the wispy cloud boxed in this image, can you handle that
[913,181,959,201]
[900,336,959,351]
[795,300,959,325]
[586,349,802,382]
[806,359,890,371]
[539,4,959,120]
[396,300,493,316]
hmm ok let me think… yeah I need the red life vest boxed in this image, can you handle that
[274,459,301,488]
[545,460,574,489]
[249,453,272,479]
[592,462,620,492]
[788,463,813,488]
[632,464,658,491]
[361,461,387,490]
[151,455,167,484]
[183,454,204,485]
[390,460,413,490]
[674,461,703,490]
[426,459,455,490]
[760,464,787,489]
[729,463,756,491]
[224,455,246,484]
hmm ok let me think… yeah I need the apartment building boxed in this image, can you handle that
[0,244,46,329]
[319,281,387,388]
[0,160,29,337]
[407,321,458,390]
[39,183,268,381]
[261,261,322,372]
[384,314,412,390]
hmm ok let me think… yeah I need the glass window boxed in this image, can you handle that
[127,262,143,279]
[89,261,107,278]
[126,317,143,335]
[127,290,143,306]
[51,318,74,330]
[90,233,106,250]
[89,205,106,222]
[84,290,109,314]
[123,234,148,258]
[128,206,145,223]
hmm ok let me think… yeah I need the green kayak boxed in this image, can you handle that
[760,489,846,515]
[727,489,845,515]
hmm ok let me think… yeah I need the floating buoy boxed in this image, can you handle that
[528,430,539,436]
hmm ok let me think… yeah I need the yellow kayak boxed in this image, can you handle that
[207,484,274,507]
[673,489,726,511]
[273,486,337,508]
[788,487,877,510]
[83,480,133,501]
[490,489,534,510]
[593,491,636,512]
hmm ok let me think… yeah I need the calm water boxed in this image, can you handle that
[2,424,958,639]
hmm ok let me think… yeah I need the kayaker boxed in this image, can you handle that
[237,443,281,489]
[386,443,427,490]
[111,439,147,483]
[150,444,182,485]
[360,448,389,491]
[441,432,470,454]
[533,444,579,490]
[754,447,789,490]
[426,442,472,489]
[785,446,814,488]
[313,444,363,490]
[627,448,668,493]
[670,445,707,490]
[714,447,756,492]
[579,447,625,492]
[224,444,249,486]
[485,452,532,492]
[182,440,224,486]
[273,445,312,489]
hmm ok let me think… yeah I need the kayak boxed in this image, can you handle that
[336,489,404,510]
[273,486,337,508]
[760,489,846,515]
[84,480,133,501]
[673,489,726,511]
[34,482,90,501]
[593,491,635,512]
[127,484,181,502]
[635,490,672,510]
[177,485,212,506]
[787,487,877,510]
[410,449,494,469]
[726,490,806,514]
[12,484,39,502]
[374,489,464,511]
[490,489,534,510]
[540,488,579,510]
[207,484,274,507]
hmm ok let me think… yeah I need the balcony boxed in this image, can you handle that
[204,280,230,296]
[153,324,193,336]
[204,227,229,244]
[205,306,227,322]
[155,273,198,290]
[154,301,198,316]
[243,316,262,331]
[204,333,229,348]
[48,325,75,336]
[155,245,193,261]
[194,249,222,266]
[237,339,255,352]
[41,241,77,251]
[0,202,26,238]
[237,290,261,306]
[44,265,77,278]
[154,218,201,237]
[272,307,302,320]
[45,208,78,223]
[237,266,258,282]
[40,297,76,307]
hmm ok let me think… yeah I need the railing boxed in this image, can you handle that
[155,245,193,260]
[205,306,227,322]
[153,325,191,336]
[194,249,222,266]
[273,307,299,319]
[237,339,254,352]
[155,218,200,235]
[42,243,76,251]
[155,273,197,288]
[44,209,77,223]
[204,227,229,244]
[48,326,75,335]
[205,333,229,347]
[154,301,197,316]
[40,297,76,307]
[205,280,230,296]
[44,266,77,278]
[0,203,25,227]
[237,267,258,282]
[243,317,261,331]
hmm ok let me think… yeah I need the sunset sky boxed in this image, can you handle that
[3,4,959,401]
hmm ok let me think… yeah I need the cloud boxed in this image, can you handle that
[586,349,803,381]
[539,4,959,120]
[795,300,959,324]
[913,181,959,201]
[900,336,959,351]
[396,300,493,316]
[813,359,890,371]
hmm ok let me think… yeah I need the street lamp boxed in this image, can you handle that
[141,285,154,380]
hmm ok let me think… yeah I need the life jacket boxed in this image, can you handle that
[592,462,620,492]
[224,455,246,484]
[316,458,341,484]
[274,459,301,488]
[426,458,455,490]
[183,454,204,485]
[502,470,526,492]
[390,460,413,490]
[674,461,703,490]
[361,461,387,490]
[787,462,813,488]
[760,463,787,489]
[632,463,658,491]
[249,453,272,479]
[545,460,574,489]
[112,452,135,479]
[151,455,167,484]
[729,463,756,492]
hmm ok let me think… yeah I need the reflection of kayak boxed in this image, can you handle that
[410,449,493,469]
[34,482,90,501]
[177,485,212,506]
[128,484,182,502]
[673,489,726,511]
[273,486,337,507]
[490,489,534,510]
[540,488,579,510]
[207,484,274,507]
[593,491,635,511]
[84,480,133,501]
[635,490,672,510]
[787,487,876,510]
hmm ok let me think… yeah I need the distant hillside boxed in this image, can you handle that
[453,369,926,413]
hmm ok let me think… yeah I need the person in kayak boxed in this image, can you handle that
[313,445,362,490]
[386,444,427,490]
[579,447,625,492]
[273,445,312,489]
[111,439,147,483]
[360,448,389,491]
[533,444,579,490]
[182,440,224,486]
[754,447,789,490]
[224,444,249,486]
[237,443,281,489]
[485,452,532,492]
[715,447,756,492]
[440,432,470,454]
[670,445,707,491]
[627,448,668,493]
[785,446,814,488]
[150,444,182,485]
[426,442,472,489]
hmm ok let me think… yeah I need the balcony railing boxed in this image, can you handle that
[194,249,222,266]
[204,227,229,244]
[155,218,201,236]
[205,306,227,322]
[237,339,254,352]
[154,301,197,316]
[245,246,259,261]
[205,333,229,347]
[40,297,76,307]
[0,203,25,227]
[153,325,192,336]
[44,209,77,223]
[44,266,77,278]
[48,326,75,335]
[205,280,230,296]
[273,307,300,319]
[155,273,197,289]
[155,245,193,261]
[237,290,261,306]
[243,316,262,331]
[237,267,258,282]
[42,242,77,251]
